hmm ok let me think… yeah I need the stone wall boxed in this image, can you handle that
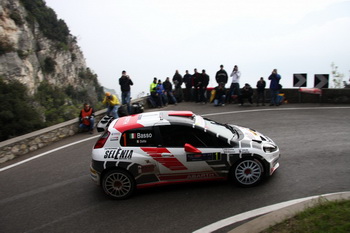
[0,109,104,164]
[0,97,149,164]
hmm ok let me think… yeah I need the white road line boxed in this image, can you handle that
[193,191,350,233]
[202,106,350,117]
[0,135,100,173]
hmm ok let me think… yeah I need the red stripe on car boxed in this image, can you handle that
[141,147,187,171]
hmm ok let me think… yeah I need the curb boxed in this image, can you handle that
[194,191,350,233]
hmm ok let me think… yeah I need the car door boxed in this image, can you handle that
[155,125,230,181]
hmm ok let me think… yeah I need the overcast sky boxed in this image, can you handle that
[45,0,350,98]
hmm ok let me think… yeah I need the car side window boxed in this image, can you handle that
[158,125,231,148]
[121,127,157,147]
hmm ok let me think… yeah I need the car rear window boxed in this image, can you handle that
[120,127,157,147]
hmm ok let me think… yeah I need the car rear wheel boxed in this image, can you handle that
[231,158,263,187]
[102,170,135,199]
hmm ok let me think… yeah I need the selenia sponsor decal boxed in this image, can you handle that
[104,148,133,159]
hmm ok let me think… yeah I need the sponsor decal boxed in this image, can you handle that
[223,148,236,154]
[239,149,250,153]
[110,133,120,141]
[187,173,216,179]
[110,136,119,141]
[187,152,222,161]
[249,129,258,136]
[104,148,133,160]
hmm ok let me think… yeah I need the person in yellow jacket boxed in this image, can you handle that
[102,92,120,118]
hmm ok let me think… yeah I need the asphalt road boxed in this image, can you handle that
[1,103,349,233]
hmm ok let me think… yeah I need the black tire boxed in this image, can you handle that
[231,158,264,187]
[102,169,135,199]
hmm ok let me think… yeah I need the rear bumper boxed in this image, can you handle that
[90,164,101,185]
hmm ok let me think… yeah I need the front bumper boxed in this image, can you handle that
[268,152,280,175]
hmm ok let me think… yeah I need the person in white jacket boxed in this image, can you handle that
[228,65,241,102]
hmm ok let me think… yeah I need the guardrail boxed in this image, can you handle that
[0,89,349,164]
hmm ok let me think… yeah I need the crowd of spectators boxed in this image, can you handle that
[148,65,283,108]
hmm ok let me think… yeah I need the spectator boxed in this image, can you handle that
[119,70,133,114]
[213,82,226,106]
[215,64,228,87]
[156,79,167,106]
[149,77,163,108]
[102,92,120,118]
[172,70,183,102]
[256,77,266,106]
[268,69,282,106]
[200,69,210,103]
[228,65,241,103]
[183,70,193,101]
[239,83,253,106]
[79,103,95,134]
[192,68,202,103]
[163,77,177,105]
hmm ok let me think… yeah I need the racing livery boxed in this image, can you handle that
[90,111,280,199]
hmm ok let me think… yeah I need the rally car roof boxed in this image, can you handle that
[112,111,196,133]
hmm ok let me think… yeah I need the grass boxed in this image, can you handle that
[261,199,350,233]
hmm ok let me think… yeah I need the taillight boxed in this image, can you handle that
[94,131,110,149]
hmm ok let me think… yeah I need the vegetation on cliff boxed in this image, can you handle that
[19,0,70,45]
[0,0,105,141]
[0,74,104,141]
[0,78,44,141]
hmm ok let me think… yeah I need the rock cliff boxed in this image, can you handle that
[0,0,101,100]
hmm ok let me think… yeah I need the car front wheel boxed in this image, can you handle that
[231,158,264,187]
[102,169,135,199]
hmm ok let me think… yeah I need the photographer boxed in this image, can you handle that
[119,70,133,114]
[102,92,120,118]
[239,83,253,106]
[228,65,241,103]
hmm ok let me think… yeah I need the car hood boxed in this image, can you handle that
[234,125,274,144]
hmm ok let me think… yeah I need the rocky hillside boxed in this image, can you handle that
[0,0,104,141]
[0,0,103,100]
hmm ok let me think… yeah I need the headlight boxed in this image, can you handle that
[263,143,278,153]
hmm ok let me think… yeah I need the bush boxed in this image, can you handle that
[43,57,56,73]
[9,10,24,26]
[0,78,44,141]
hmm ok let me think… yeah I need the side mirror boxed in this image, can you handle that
[184,143,201,153]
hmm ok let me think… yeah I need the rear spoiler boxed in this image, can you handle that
[96,115,115,132]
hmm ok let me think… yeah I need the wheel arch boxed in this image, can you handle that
[100,166,135,186]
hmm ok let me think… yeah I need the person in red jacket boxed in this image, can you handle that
[79,103,95,134]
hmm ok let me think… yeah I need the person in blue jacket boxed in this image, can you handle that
[156,79,167,106]
[268,69,281,106]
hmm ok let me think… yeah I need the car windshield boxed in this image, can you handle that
[194,115,237,140]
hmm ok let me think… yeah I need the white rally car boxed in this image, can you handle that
[90,111,280,199]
